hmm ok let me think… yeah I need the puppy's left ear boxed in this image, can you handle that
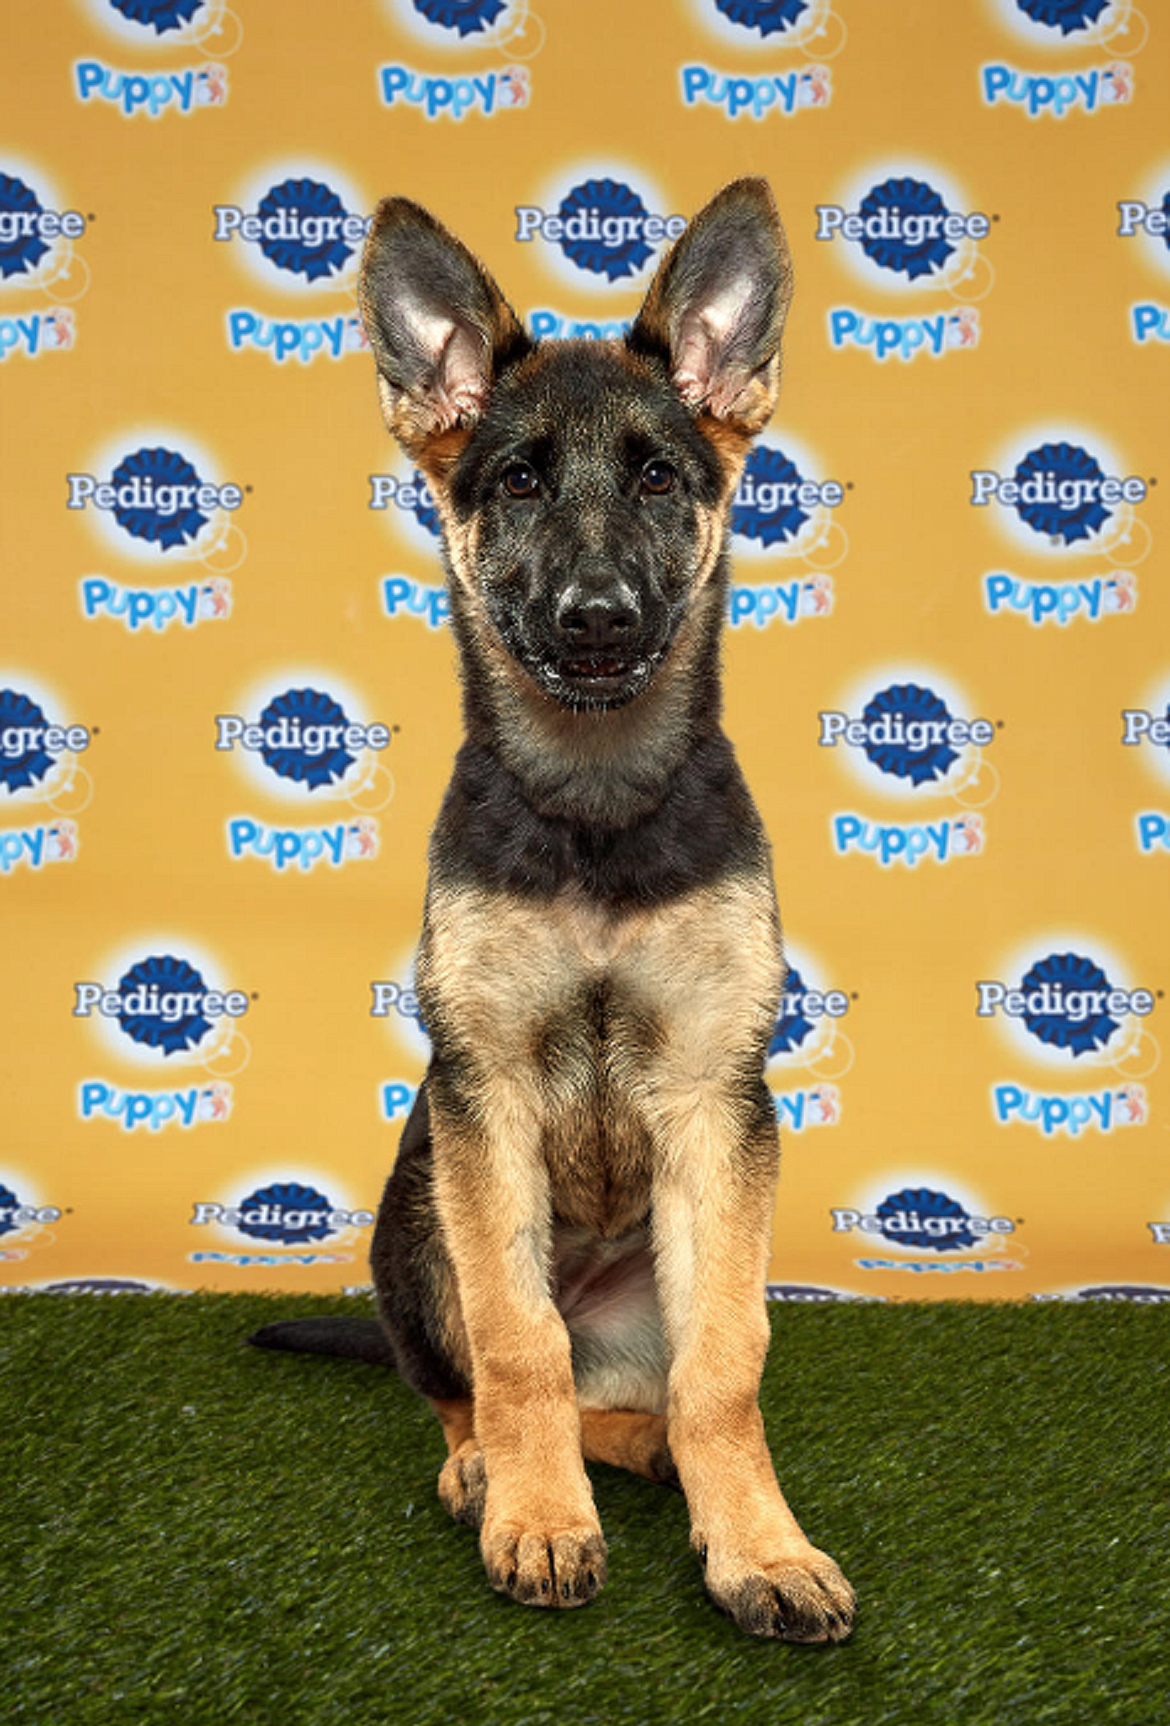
[628,178,792,436]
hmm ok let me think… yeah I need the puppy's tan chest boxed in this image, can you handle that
[421,879,783,1228]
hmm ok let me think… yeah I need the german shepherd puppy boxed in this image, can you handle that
[251,179,855,1643]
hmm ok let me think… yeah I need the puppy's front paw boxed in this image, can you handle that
[482,1521,608,1609]
[702,1540,855,1643]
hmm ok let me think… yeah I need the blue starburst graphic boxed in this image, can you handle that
[256,178,355,282]
[412,0,506,35]
[877,1187,978,1254]
[117,954,213,1057]
[0,1184,22,1239]
[557,180,655,283]
[110,447,209,552]
[411,469,441,538]
[768,967,815,1056]
[858,177,955,281]
[258,688,355,791]
[237,1182,335,1244]
[1020,951,1120,1058]
[1015,0,1110,35]
[1012,442,1111,545]
[712,0,808,35]
[109,0,206,32]
[0,689,54,794]
[861,683,959,787]
[0,174,50,280]
[733,447,809,547]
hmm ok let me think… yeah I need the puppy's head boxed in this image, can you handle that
[359,180,792,712]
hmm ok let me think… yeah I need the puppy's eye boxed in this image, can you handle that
[641,460,676,497]
[501,462,539,499]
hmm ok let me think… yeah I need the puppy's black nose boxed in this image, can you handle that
[555,583,640,652]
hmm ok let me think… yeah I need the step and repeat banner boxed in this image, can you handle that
[2,0,1168,1304]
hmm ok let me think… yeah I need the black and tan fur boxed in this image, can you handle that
[251,180,855,1643]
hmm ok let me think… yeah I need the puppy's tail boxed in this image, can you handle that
[247,1315,398,1368]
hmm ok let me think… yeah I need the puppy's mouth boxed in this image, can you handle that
[540,652,657,709]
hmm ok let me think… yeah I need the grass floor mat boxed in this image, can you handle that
[2,1294,1166,1726]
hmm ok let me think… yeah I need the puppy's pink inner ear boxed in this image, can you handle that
[396,299,491,432]
[429,320,491,430]
[672,273,761,418]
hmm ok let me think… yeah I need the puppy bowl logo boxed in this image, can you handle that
[681,0,842,119]
[980,935,1160,1137]
[766,946,853,1131]
[74,936,253,1126]
[971,427,1152,567]
[982,0,1144,116]
[823,667,998,867]
[378,0,539,116]
[832,1176,1021,1274]
[218,674,393,872]
[515,166,685,292]
[79,572,234,635]
[189,1173,374,1266]
[820,162,994,362]
[67,430,247,572]
[383,0,545,57]
[728,436,846,628]
[0,163,90,316]
[0,674,94,835]
[75,0,239,116]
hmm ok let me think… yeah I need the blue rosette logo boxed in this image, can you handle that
[116,954,213,1056]
[409,468,441,538]
[237,1181,335,1243]
[0,689,53,795]
[1020,951,1122,1057]
[858,177,955,281]
[112,447,208,550]
[713,0,808,34]
[733,446,809,547]
[0,174,50,280]
[255,178,356,283]
[258,688,356,791]
[109,0,205,32]
[559,179,652,282]
[1013,442,1111,544]
[1015,0,1110,34]
[769,966,815,1056]
[862,684,959,787]
[876,1187,978,1253]
[0,1182,22,1239]
[412,0,506,35]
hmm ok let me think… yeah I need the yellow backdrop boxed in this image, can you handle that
[2,0,1168,1303]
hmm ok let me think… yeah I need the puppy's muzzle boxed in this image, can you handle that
[548,575,653,704]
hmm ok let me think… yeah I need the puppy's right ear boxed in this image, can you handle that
[358,199,532,464]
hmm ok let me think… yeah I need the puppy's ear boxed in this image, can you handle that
[628,178,792,436]
[358,199,532,461]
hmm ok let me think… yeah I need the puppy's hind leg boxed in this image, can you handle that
[431,1397,487,1529]
[580,1408,677,1488]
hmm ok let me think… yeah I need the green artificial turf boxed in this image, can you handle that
[2,1295,1166,1726]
